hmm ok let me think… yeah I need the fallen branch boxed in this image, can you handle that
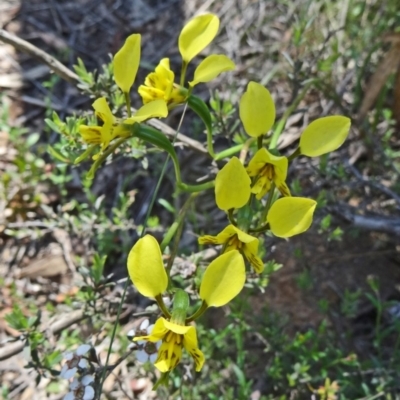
[0,310,86,361]
[331,205,400,236]
[0,28,80,85]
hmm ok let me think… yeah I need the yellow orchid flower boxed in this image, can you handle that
[239,81,276,137]
[78,97,168,156]
[134,317,204,373]
[267,197,317,238]
[127,234,168,298]
[179,13,219,64]
[199,225,264,273]
[128,240,246,374]
[247,148,290,199]
[113,34,141,94]
[78,97,128,152]
[199,250,245,307]
[138,58,187,107]
[134,253,245,373]
[189,54,235,87]
[215,157,251,211]
[299,116,351,157]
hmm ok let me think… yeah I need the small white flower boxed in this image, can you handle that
[127,319,161,364]
[60,344,91,379]
[388,303,400,320]
[64,375,95,400]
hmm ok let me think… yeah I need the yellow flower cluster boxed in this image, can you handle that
[77,13,235,161]
[199,81,351,274]
[139,13,234,108]
[75,10,352,384]
[127,235,245,375]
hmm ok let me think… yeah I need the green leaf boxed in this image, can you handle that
[5,305,29,331]
[47,145,71,163]
[43,350,63,369]
[26,133,40,147]
[132,123,181,184]
[45,118,62,134]
[74,145,97,164]
[188,95,212,134]
[188,95,214,157]
[92,254,106,285]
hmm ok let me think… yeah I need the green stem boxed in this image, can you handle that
[155,294,171,319]
[153,372,170,390]
[214,143,251,161]
[287,147,301,162]
[124,92,132,118]
[257,134,264,150]
[269,80,315,150]
[248,223,270,234]
[180,61,188,87]
[99,127,175,390]
[206,125,217,159]
[259,183,276,226]
[87,136,130,179]
[186,301,208,323]
[163,194,199,289]
[227,209,237,226]
[178,180,215,193]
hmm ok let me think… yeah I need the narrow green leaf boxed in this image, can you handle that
[188,95,215,157]
[132,123,182,184]
[47,145,71,163]
[45,118,62,134]
[188,95,212,134]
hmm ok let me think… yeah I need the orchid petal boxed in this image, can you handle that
[127,235,168,298]
[124,100,168,123]
[200,250,245,307]
[239,81,275,137]
[267,197,316,237]
[113,34,141,93]
[299,116,351,157]
[179,14,219,63]
[215,157,251,210]
[189,54,235,86]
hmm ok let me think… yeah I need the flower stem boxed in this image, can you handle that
[287,147,301,162]
[87,137,130,179]
[186,301,208,323]
[180,61,188,87]
[259,182,276,226]
[155,294,171,319]
[163,194,199,289]
[257,134,264,150]
[178,180,215,193]
[227,209,237,226]
[214,143,250,161]
[124,92,132,118]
